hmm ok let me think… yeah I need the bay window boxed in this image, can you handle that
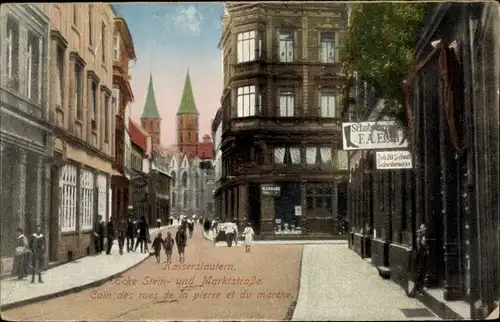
[236,85,261,117]
[59,165,77,232]
[319,90,341,117]
[279,31,294,62]
[320,31,337,63]
[236,30,262,63]
[80,169,94,230]
[279,89,295,117]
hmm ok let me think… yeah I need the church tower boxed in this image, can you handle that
[140,74,162,151]
[177,70,199,158]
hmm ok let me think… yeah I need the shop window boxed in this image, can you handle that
[306,185,333,213]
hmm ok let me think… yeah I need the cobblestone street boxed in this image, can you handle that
[2,227,302,320]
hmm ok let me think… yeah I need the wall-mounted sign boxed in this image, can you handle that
[342,121,409,150]
[376,150,413,169]
[261,184,280,196]
[294,206,302,217]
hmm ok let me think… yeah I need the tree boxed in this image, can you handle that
[343,3,431,127]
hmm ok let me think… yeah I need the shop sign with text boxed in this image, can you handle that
[376,150,413,169]
[342,121,409,150]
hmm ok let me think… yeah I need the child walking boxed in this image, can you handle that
[243,222,255,253]
[163,231,175,263]
[152,232,163,263]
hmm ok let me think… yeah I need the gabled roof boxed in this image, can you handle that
[141,74,161,119]
[177,70,199,115]
[129,120,148,152]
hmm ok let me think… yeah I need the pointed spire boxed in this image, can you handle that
[141,74,161,119]
[177,70,199,115]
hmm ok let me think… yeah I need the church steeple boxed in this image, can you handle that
[177,70,199,115]
[141,74,161,119]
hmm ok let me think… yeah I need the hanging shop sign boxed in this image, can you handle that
[342,121,409,150]
[376,150,413,169]
[261,184,280,196]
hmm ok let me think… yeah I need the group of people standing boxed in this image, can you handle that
[11,225,46,283]
[204,218,256,252]
[92,215,151,256]
[151,215,192,263]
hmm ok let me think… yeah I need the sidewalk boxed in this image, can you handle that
[292,244,440,321]
[202,231,347,246]
[0,224,177,310]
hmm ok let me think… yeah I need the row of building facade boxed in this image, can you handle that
[0,3,211,271]
[346,2,499,319]
[211,3,350,237]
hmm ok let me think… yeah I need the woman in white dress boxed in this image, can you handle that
[243,223,255,253]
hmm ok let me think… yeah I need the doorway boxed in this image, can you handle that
[248,184,261,233]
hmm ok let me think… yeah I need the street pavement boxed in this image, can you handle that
[292,244,440,321]
[2,224,302,320]
[203,230,346,246]
[0,225,174,310]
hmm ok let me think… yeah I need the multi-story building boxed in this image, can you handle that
[0,4,51,271]
[46,3,115,262]
[110,13,136,222]
[214,3,349,237]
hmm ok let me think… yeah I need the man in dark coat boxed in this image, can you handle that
[93,215,105,254]
[134,216,149,253]
[126,216,135,253]
[117,216,127,255]
[106,217,115,255]
[30,225,45,283]
[175,226,186,262]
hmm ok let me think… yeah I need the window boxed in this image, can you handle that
[55,46,64,108]
[182,172,188,188]
[112,88,120,115]
[236,31,262,63]
[320,146,332,164]
[306,147,318,165]
[274,147,285,164]
[183,192,188,208]
[101,23,106,62]
[6,16,19,85]
[171,171,176,186]
[59,165,77,232]
[290,147,301,164]
[279,31,294,62]
[91,81,98,121]
[97,174,107,222]
[236,85,258,117]
[279,89,295,117]
[80,169,94,230]
[74,63,83,120]
[171,192,176,208]
[319,90,340,117]
[336,150,349,170]
[306,185,333,212]
[113,34,120,60]
[88,5,93,46]
[104,94,110,142]
[320,31,336,63]
[73,4,78,26]
[26,31,41,102]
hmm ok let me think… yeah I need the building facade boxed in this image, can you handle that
[111,15,136,222]
[150,154,171,224]
[214,3,349,237]
[0,4,51,271]
[47,3,115,262]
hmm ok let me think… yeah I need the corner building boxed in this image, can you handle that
[215,3,349,237]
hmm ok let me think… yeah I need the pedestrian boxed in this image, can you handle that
[134,216,149,253]
[163,231,175,263]
[93,215,105,254]
[188,220,194,238]
[224,220,237,247]
[152,232,163,263]
[126,216,135,253]
[175,227,187,262]
[412,222,429,296]
[117,216,127,255]
[30,225,45,283]
[169,217,173,226]
[243,222,255,253]
[106,217,115,255]
[12,228,30,280]
[156,218,161,230]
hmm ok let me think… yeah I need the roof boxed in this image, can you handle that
[141,74,161,119]
[177,70,199,115]
[129,120,148,152]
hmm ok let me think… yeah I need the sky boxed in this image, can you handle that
[114,3,224,146]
